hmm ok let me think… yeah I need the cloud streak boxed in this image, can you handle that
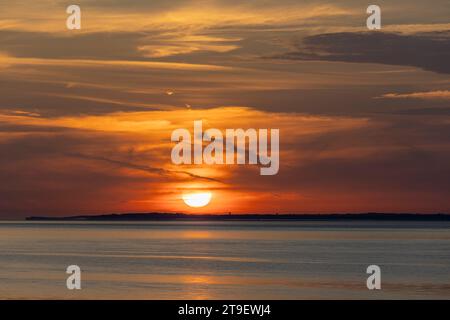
[66,152,222,183]
[379,90,450,100]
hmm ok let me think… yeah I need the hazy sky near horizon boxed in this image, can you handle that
[0,0,449,218]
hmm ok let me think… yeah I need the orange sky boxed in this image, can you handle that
[0,0,449,218]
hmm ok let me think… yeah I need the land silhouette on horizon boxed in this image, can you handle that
[25,212,450,221]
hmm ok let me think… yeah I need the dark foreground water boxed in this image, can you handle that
[0,220,449,299]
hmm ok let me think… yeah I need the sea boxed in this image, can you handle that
[0,220,449,299]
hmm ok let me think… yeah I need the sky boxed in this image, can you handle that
[0,0,449,218]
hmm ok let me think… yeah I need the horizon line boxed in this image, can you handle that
[20,212,450,222]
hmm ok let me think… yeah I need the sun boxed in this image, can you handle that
[182,192,212,208]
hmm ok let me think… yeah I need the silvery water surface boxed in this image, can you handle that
[0,220,449,299]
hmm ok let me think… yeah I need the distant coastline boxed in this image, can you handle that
[25,212,450,221]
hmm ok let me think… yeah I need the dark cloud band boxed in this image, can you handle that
[275,31,450,74]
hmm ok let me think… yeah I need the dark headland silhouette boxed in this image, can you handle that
[25,212,450,221]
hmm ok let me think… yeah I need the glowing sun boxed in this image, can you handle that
[182,192,212,208]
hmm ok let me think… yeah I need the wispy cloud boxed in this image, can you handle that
[0,54,232,71]
[66,152,221,182]
[378,90,450,100]
[0,1,354,32]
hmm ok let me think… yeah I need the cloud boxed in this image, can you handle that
[0,30,243,60]
[0,106,371,217]
[66,152,221,182]
[1,1,450,217]
[0,1,354,32]
[274,31,450,74]
[379,90,450,100]
[0,53,231,71]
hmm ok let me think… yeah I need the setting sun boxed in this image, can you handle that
[182,192,212,208]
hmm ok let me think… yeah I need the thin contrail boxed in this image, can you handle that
[65,153,221,183]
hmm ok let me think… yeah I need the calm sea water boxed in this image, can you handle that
[0,220,449,299]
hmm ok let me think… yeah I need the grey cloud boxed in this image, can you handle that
[275,31,450,74]
[0,30,155,60]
